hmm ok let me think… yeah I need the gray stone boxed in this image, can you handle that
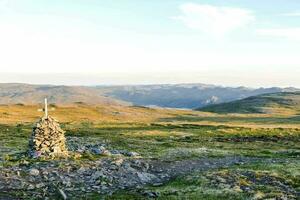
[91,171,104,180]
[29,168,40,176]
[143,191,160,198]
[35,183,45,189]
[91,147,105,155]
[127,152,140,157]
[137,172,157,183]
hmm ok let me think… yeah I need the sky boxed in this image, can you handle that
[0,0,300,87]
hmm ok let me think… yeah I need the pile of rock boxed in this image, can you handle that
[29,116,68,158]
[67,137,141,158]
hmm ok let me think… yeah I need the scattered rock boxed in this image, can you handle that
[112,158,124,166]
[29,168,40,176]
[20,160,30,165]
[27,184,35,190]
[35,183,45,189]
[143,191,160,198]
[91,146,106,155]
[102,150,112,156]
[127,152,140,157]
[91,171,104,180]
[137,172,157,183]
[77,167,86,174]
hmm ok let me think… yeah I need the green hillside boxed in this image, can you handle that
[197,92,300,114]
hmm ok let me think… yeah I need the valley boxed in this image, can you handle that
[1,1,299,199]
[0,91,299,199]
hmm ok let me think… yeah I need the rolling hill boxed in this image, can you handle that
[197,92,300,114]
[0,83,299,109]
[0,83,124,105]
[97,84,299,109]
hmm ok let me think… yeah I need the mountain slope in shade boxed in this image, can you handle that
[197,92,300,114]
[97,84,299,109]
[0,83,124,105]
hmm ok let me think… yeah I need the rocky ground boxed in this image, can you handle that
[204,169,298,200]
[0,137,298,199]
[0,155,261,199]
[0,122,299,200]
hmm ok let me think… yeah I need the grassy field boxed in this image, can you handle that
[198,92,300,115]
[0,104,299,199]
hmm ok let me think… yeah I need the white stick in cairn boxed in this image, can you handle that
[37,98,55,116]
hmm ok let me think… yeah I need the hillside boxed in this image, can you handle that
[97,84,299,109]
[0,83,299,109]
[0,103,189,124]
[0,83,124,105]
[198,92,300,114]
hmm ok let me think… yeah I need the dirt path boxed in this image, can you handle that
[149,156,261,183]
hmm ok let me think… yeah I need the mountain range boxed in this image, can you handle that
[97,84,299,109]
[0,83,123,106]
[0,83,298,109]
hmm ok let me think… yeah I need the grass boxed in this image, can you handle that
[107,159,299,199]
[0,104,299,199]
[198,92,300,115]
[1,120,299,162]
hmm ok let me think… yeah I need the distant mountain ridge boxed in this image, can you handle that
[0,83,123,105]
[96,84,299,109]
[198,92,300,114]
[0,83,298,108]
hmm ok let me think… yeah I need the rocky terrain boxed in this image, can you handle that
[1,131,299,199]
[2,136,297,200]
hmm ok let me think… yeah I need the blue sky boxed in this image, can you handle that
[0,0,299,87]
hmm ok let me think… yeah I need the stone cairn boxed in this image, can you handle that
[29,99,68,158]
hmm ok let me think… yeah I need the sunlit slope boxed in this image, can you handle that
[0,83,125,105]
[0,103,188,124]
[197,92,300,114]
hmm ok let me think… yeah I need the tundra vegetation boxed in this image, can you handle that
[0,100,299,199]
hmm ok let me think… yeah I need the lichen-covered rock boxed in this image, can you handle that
[29,116,68,158]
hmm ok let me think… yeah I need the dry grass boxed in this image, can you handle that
[0,104,187,124]
[0,104,299,129]
[122,130,191,137]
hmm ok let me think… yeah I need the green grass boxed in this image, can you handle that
[0,113,299,199]
[198,92,300,114]
[161,115,300,124]
[108,159,299,200]
[1,122,299,162]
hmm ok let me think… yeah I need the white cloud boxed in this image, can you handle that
[257,28,300,41]
[173,3,255,37]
